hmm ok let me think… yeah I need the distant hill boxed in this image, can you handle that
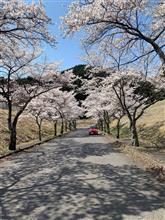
[61,64,90,104]
[62,64,110,104]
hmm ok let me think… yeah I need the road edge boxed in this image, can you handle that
[0,131,71,160]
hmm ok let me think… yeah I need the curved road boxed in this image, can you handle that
[0,128,165,220]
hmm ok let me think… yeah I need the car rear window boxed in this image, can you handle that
[90,125,97,129]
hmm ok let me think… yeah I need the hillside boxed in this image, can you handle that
[0,100,164,156]
[111,100,165,148]
[62,64,110,105]
[0,109,54,156]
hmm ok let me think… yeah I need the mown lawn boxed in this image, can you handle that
[110,100,165,148]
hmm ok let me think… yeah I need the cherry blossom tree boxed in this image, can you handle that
[82,71,110,132]
[113,108,125,139]
[0,0,55,48]
[83,89,105,130]
[82,65,165,145]
[99,83,125,138]
[26,96,48,141]
[64,100,83,131]
[83,81,123,135]
[42,88,83,135]
[0,0,60,150]
[43,106,60,137]
[62,0,165,72]
[0,44,64,150]
[104,70,165,146]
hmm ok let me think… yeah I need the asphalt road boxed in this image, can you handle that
[0,128,165,220]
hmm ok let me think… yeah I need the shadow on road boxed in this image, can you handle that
[0,128,165,220]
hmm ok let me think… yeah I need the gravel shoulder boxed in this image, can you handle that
[0,128,165,220]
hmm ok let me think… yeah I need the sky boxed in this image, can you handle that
[37,0,85,71]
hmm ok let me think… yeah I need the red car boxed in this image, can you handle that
[89,125,98,135]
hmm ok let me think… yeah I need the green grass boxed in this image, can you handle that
[110,100,165,148]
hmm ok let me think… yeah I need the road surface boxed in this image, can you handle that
[0,128,165,220]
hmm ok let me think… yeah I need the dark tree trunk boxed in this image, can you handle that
[73,120,77,129]
[106,121,110,134]
[36,117,42,141]
[100,120,103,131]
[96,120,99,130]
[7,100,12,131]
[38,125,42,141]
[103,121,106,133]
[150,41,165,64]
[131,120,139,147]
[9,123,17,151]
[54,121,57,136]
[116,118,121,139]
[103,111,110,134]
[8,104,29,151]
[65,120,68,132]
[69,121,72,131]
[61,119,64,135]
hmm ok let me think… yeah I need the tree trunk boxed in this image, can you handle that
[106,121,110,134]
[103,121,106,133]
[97,120,99,130]
[36,117,42,141]
[150,41,165,64]
[61,119,64,135]
[73,120,77,129]
[116,118,121,139]
[8,104,28,151]
[65,120,68,132]
[103,111,110,134]
[7,100,12,131]
[54,121,57,136]
[131,120,139,147]
[38,124,42,141]
[69,121,72,131]
[100,120,103,131]
[9,122,17,151]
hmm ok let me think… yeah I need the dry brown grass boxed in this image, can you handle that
[111,100,165,148]
[0,109,55,156]
[110,100,165,181]
[77,118,96,128]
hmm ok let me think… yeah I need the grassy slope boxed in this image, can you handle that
[77,118,96,128]
[0,100,164,155]
[0,109,54,155]
[111,100,165,148]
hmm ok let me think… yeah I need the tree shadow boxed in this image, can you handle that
[0,128,165,220]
